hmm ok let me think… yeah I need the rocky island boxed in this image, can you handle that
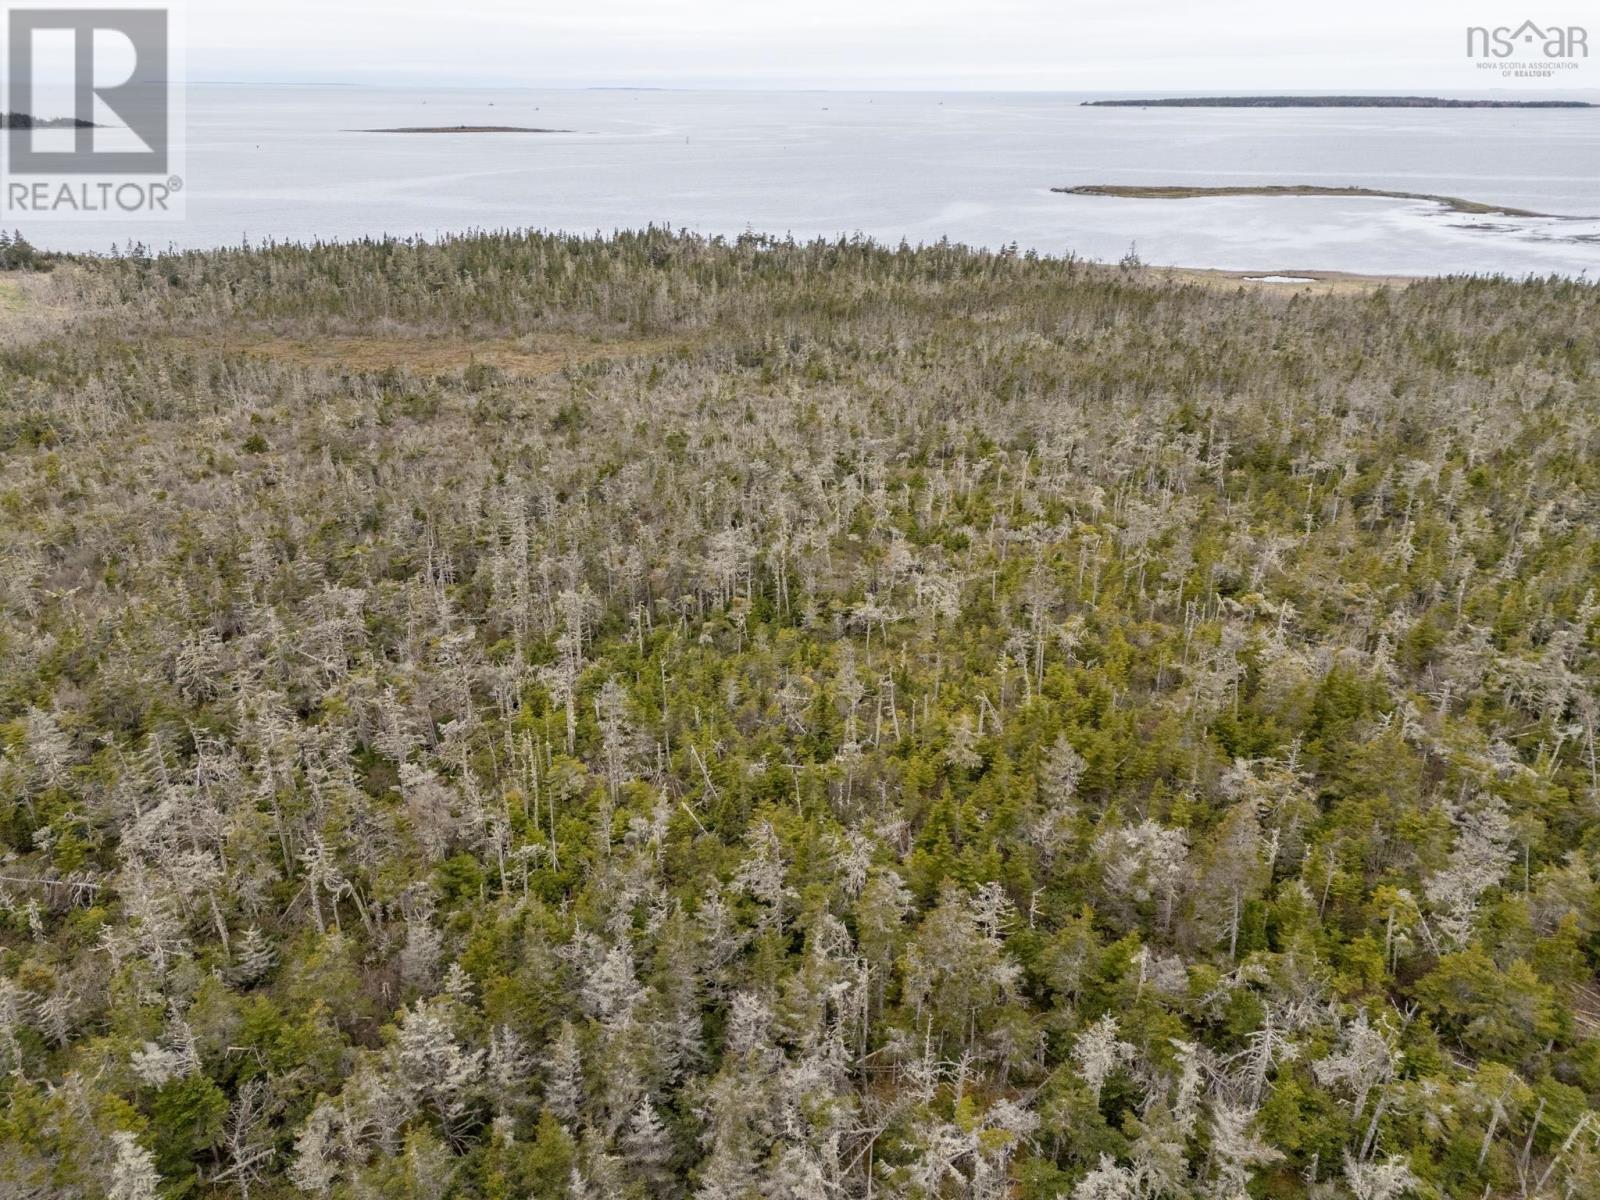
[1052,183,1588,219]
[1083,95,1594,108]
[354,124,572,133]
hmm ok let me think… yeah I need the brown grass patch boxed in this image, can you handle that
[185,331,694,376]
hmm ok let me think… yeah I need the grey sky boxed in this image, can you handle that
[185,2,1598,91]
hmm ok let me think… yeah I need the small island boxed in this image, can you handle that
[1083,95,1594,108]
[354,125,572,133]
[0,112,97,128]
[1052,184,1587,219]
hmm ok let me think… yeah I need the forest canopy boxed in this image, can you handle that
[1,230,1598,1200]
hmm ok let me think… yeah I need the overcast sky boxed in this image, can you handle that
[180,1,1598,91]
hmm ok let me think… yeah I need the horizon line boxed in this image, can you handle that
[182,80,1600,94]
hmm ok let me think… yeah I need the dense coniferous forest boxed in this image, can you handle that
[1,230,1599,1200]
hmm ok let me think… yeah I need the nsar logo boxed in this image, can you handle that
[1466,21,1589,78]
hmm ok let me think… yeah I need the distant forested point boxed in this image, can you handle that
[0,112,97,128]
[1083,95,1596,108]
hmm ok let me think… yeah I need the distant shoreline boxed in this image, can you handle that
[1053,184,1590,219]
[1083,95,1594,109]
[352,125,572,133]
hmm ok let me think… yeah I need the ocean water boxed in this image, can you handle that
[18,86,1600,276]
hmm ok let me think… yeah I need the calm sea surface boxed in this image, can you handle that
[20,86,1600,276]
